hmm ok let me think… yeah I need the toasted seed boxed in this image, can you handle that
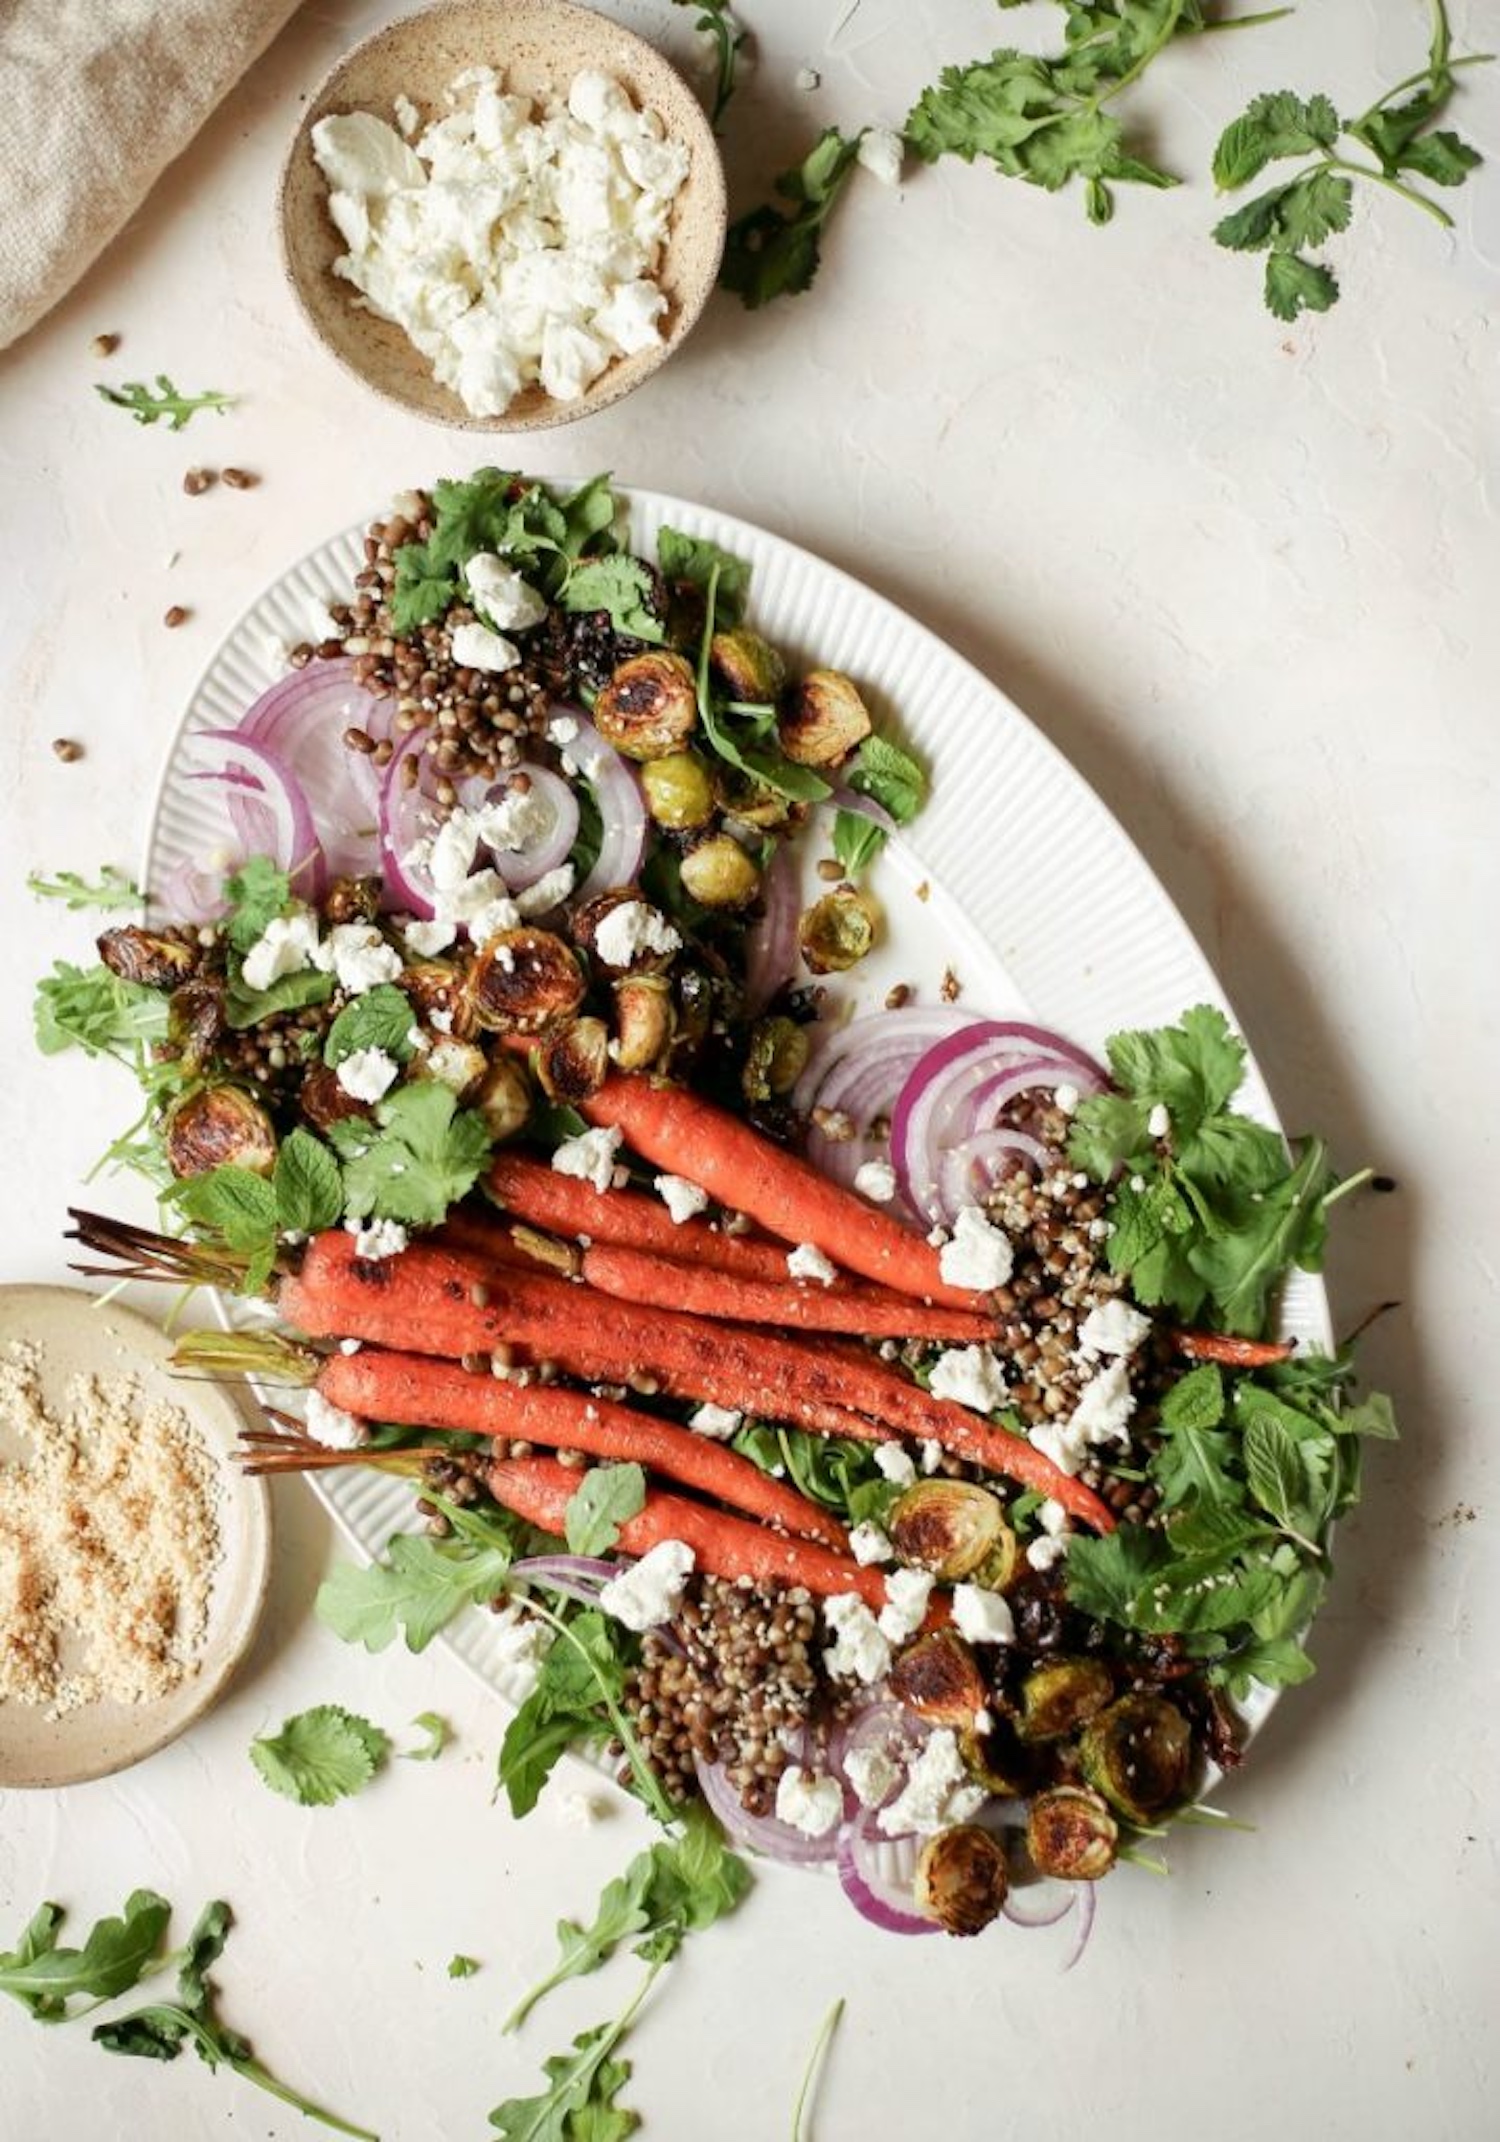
[91,331,120,358]
[182,467,216,496]
[163,605,189,629]
[51,737,83,762]
[222,467,258,490]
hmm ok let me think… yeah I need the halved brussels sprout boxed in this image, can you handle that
[299,1063,373,1133]
[711,764,795,830]
[98,926,200,990]
[470,1056,533,1143]
[889,1630,988,1728]
[1014,1657,1115,1745]
[594,651,699,761]
[612,976,674,1072]
[914,1825,1009,1938]
[400,958,468,1033]
[167,978,226,1073]
[165,1086,277,1179]
[469,930,585,1034]
[1078,1694,1193,1826]
[640,751,715,831]
[778,669,873,768]
[959,1713,1035,1798]
[410,1033,487,1099]
[798,888,878,975]
[536,1017,610,1105]
[889,1481,1007,1581]
[710,628,786,703]
[322,875,382,926]
[742,1016,811,1104]
[680,834,761,909]
[572,890,677,976]
[1026,1786,1118,1881]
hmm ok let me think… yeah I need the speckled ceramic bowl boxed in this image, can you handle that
[279,0,726,431]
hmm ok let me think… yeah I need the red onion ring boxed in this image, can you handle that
[1001,1883,1079,1931]
[744,839,801,1015]
[1061,1879,1098,1971]
[794,1009,973,1203]
[233,659,392,876]
[826,786,897,836]
[154,853,232,925]
[195,731,326,898]
[835,1814,940,1936]
[937,1129,1053,1212]
[457,767,580,891]
[378,727,442,917]
[565,717,647,902]
[692,1755,843,1865]
[511,1553,622,1609]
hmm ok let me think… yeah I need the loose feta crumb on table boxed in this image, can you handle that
[656,1173,710,1223]
[848,1522,893,1566]
[928,1344,1007,1415]
[305,1390,369,1451]
[822,1594,893,1684]
[336,1046,401,1102]
[938,1205,1015,1291]
[879,1567,934,1642]
[877,1729,986,1838]
[1077,1298,1153,1359]
[857,126,905,187]
[552,1125,624,1194]
[787,1242,838,1286]
[775,1766,844,1838]
[874,1443,917,1486]
[689,1401,742,1440]
[952,1584,1016,1645]
[555,1789,608,1828]
[594,899,681,967]
[853,1158,897,1203]
[598,1539,695,1631]
[347,1218,409,1261]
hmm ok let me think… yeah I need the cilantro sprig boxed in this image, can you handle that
[720,129,866,309]
[672,0,748,130]
[249,1706,390,1806]
[329,1082,493,1228]
[1212,3,1490,318]
[95,375,235,429]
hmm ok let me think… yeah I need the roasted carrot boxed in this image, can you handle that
[483,1153,802,1285]
[579,1074,986,1313]
[579,1241,999,1343]
[317,1347,849,1552]
[1172,1330,1294,1368]
[487,1454,910,1616]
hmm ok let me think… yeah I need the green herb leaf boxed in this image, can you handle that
[720,128,864,309]
[656,528,751,625]
[0,1890,171,2019]
[490,1997,646,2142]
[249,1706,389,1806]
[562,558,665,643]
[671,0,747,129]
[330,1081,493,1226]
[323,984,418,1069]
[564,1463,647,1556]
[224,963,334,1030]
[316,1530,516,1654]
[498,1610,628,1820]
[1159,1363,1226,1434]
[223,859,293,951]
[406,1711,450,1761]
[95,375,234,430]
[832,810,887,877]
[272,1128,345,1236]
[1212,90,1341,189]
[1063,1525,1166,1623]
[1263,250,1339,320]
[26,865,141,912]
[847,733,925,824]
[448,1953,481,1979]
[33,961,169,1060]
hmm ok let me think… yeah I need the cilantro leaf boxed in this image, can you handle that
[249,1706,389,1806]
[1263,251,1339,320]
[330,1081,493,1226]
[656,527,751,625]
[95,375,234,429]
[1214,1632,1317,1701]
[26,865,141,912]
[0,1890,171,2019]
[390,471,625,634]
[406,1711,450,1761]
[562,557,666,643]
[1063,1525,1166,1622]
[1212,91,1341,189]
[672,0,747,129]
[323,984,418,1069]
[316,1530,515,1653]
[564,1464,647,1555]
[449,1953,481,1979]
[223,858,292,951]
[720,128,864,309]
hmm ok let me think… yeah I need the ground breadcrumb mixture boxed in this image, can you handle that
[0,1340,221,1716]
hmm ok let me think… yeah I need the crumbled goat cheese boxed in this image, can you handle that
[822,1595,893,1684]
[774,1766,844,1838]
[598,1539,695,1631]
[514,864,575,916]
[466,895,523,948]
[1147,1102,1171,1139]
[938,1205,1015,1291]
[787,1242,838,1286]
[843,1744,898,1810]
[336,1047,400,1103]
[338,1338,364,1355]
[952,1584,1016,1645]
[464,554,548,632]
[548,713,580,746]
[689,1402,742,1440]
[403,917,457,957]
[874,1444,917,1486]
[848,1522,893,1566]
[1026,1536,1069,1573]
[450,620,521,675]
[305,1391,369,1451]
[491,1602,554,1697]
[393,92,421,138]
[425,812,481,891]
[594,899,682,967]
[795,65,821,92]
[656,1173,710,1223]
[1038,1498,1070,1537]
[853,1158,898,1203]
[555,1790,608,1827]
[1054,1082,1080,1115]
[879,1567,934,1643]
[424,1038,479,1092]
[552,1124,624,1194]
[326,922,403,994]
[878,1729,986,1838]
[1028,1419,1085,1477]
[475,786,556,854]
[347,1218,409,1261]
[1077,1299,1152,1359]
[928,1345,1007,1415]
[920,1439,944,1474]
[1069,1357,1137,1447]
[240,910,323,994]
[857,126,905,187]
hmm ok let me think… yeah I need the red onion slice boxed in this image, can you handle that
[1001,1883,1079,1931]
[511,1553,623,1609]
[693,1755,843,1865]
[938,1129,1053,1212]
[566,717,647,902]
[826,785,898,837]
[195,731,326,898]
[232,659,392,878]
[745,839,801,1015]
[460,767,580,891]
[836,1815,941,1936]
[154,853,232,925]
[378,727,442,917]
[1061,1879,1098,1971]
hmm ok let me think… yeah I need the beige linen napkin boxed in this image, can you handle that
[0,0,301,351]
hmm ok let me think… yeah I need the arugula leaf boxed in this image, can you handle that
[498,1609,628,1819]
[316,1529,516,1653]
[564,1464,647,1555]
[223,858,292,951]
[323,984,418,1069]
[720,129,864,309]
[0,1890,170,2019]
[407,1711,450,1761]
[690,564,831,803]
[449,1953,481,1978]
[26,865,141,911]
[491,1980,650,2142]
[249,1706,389,1806]
[562,557,666,642]
[33,961,169,1060]
[330,1081,493,1226]
[224,963,334,1030]
[95,375,234,429]
[656,527,751,625]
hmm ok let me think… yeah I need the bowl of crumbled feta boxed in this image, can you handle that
[280,0,726,428]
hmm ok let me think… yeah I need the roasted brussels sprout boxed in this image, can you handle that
[165,1086,277,1180]
[612,976,675,1072]
[594,651,699,761]
[322,875,382,926]
[98,926,200,990]
[410,1033,487,1099]
[798,887,878,975]
[1079,1694,1193,1825]
[959,1713,1035,1798]
[778,669,873,769]
[679,834,761,910]
[536,1017,611,1105]
[166,978,226,1073]
[889,1481,1008,1581]
[468,930,585,1034]
[914,1825,1009,1937]
[400,958,469,1033]
[470,1057,533,1143]
[1026,1786,1118,1882]
[741,1016,811,1104]
[889,1630,989,1729]
[1014,1657,1115,1745]
[666,964,714,1073]
[710,628,786,703]
[572,890,677,975]
[640,751,715,831]
[711,764,795,830]
[298,1063,373,1133]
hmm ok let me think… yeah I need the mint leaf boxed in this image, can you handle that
[323,984,417,1069]
[564,1464,646,1556]
[832,810,887,877]
[169,1166,278,1249]
[1159,1363,1226,1434]
[249,1706,389,1807]
[272,1129,344,1236]
[330,1081,493,1226]
[848,733,925,824]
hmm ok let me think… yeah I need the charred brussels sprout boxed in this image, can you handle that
[710,628,786,703]
[640,751,715,831]
[612,976,674,1072]
[572,890,677,976]
[914,1825,1009,1938]
[889,1481,1008,1581]
[1026,1786,1118,1882]
[741,1016,811,1104]
[778,670,873,769]
[594,651,699,761]
[167,978,226,1073]
[679,834,761,910]
[889,1630,989,1728]
[536,1017,611,1105]
[401,958,469,1033]
[299,1064,373,1133]
[470,1057,533,1143]
[322,875,382,926]
[959,1714,1035,1798]
[410,1034,487,1100]
[469,931,585,1034]
[1015,1657,1115,1745]
[98,926,200,990]
[798,887,878,975]
[165,1086,277,1180]
[1078,1695,1193,1826]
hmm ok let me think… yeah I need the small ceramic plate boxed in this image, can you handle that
[0,1286,271,1789]
[279,0,727,431]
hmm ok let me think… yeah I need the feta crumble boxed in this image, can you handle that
[928,1344,1007,1415]
[878,1567,934,1643]
[597,1539,695,1631]
[822,1594,892,1684]
[305,1390,369,1451]
[656,1173,710,1223]
[326,922,403,995]
[514,864,575,916]
[491,1602,554,1697]
[843,1744,898,1810]
[787,1242,838,1287]
[464,554,548,632]
[1077,1298,1152,1359]
[347,1218,409,1261]
[857,126,905,188]
[848,1522,893,1566]
[877,1729,986,1838]
[552,1125,624,1194]
[938,1205,1015,1291]
[1026,1536,1069,1573]
[336,1046,400,1102]
[594,899,681,968]
[450,620,521,675]
[403,917,457,957]
[688,1402,742,1440]
[874,1444,917,1486]
[774,1766,843,1839]
[952,1584,1016,1646]
[1147,1102,1171,1139]
[240,910,323,994]
[853,1158,897,1203]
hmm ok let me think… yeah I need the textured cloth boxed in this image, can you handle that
[0,0,301,350]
